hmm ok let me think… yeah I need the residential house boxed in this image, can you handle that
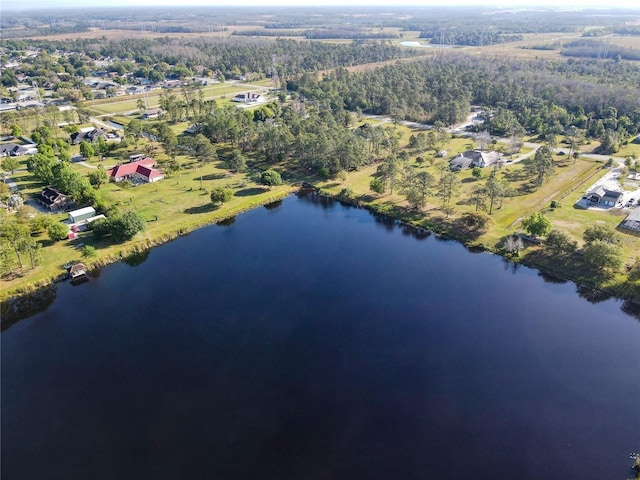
[141,108,163,119]
[586,186,623,207]
[449,156,473,171]
[37,187,70,211]
[450,150,503,170]
[193,77,218,86]
[620,208,640,233]
[107,157,164,184]
[126,86,147,95]
[86,80,118,90]
[163,80,182,88]
[1,143,20,157]
[0,98,17,112]
[232,92,265,104]
[17,100,45,109]
[0,143,38,157]
[70,127,106,145]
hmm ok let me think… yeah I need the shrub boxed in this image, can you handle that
[210,186,233,205]
[260,169,283,187]
[47,222,69,242]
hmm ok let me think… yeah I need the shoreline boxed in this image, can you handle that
[2,185,639,327]
[0,187,295,305]
[313,188,640,312]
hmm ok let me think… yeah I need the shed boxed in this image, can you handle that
[68,206,96,223]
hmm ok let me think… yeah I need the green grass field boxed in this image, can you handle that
[317,143,634,256]
[0,144,293,300]
[87,84,254,116]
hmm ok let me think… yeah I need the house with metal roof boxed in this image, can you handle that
[107,158,164,184]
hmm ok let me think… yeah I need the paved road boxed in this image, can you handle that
[4,175,18,192]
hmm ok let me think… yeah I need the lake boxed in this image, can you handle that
[2,193,639,480]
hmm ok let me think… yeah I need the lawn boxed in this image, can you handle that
[1,148,294,300]
[87,84,260,117]
[317,142,619,252]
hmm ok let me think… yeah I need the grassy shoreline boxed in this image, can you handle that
[2,184,639,327]
[315,187,640,309]
[0,186,295,303]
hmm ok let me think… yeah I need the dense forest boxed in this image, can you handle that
[1,37,415,81]
[290,55,640,153]
[562,39,640,61]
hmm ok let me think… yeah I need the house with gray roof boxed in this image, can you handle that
[70,127,106,145]
[0,143,38,157]
[586,186,623,208]
[449,150,503,170]
[620,208,640,233]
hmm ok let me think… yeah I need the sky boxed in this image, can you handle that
[6,0,640,10]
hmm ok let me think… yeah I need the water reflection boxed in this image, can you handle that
[373,212,395,231]
[501,257,521,274]
[70,276,89,287]
[538,272,568,284]
[576,286,612,304]
[621,300,640,321]
[0,285,57,331]
[263,200,283,210]
[122,250,151,268]
[216,216,236,227]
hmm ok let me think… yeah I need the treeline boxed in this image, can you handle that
[232,29,305,37]
[418,30,523,46]
[290,62,473,125]
[232,29,398,40]
[305,30,399,40]
[3,37,412,80]
[289,55,640,151]
[562,39,640,61]
[1,25,89,39]
[584,26,640,37]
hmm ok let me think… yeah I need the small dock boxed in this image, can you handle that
[68,263,87,279]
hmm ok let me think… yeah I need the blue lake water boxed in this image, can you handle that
[2,193,639,479]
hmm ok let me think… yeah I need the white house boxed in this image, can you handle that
[450,150,503,170]
[232,92,265,104]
